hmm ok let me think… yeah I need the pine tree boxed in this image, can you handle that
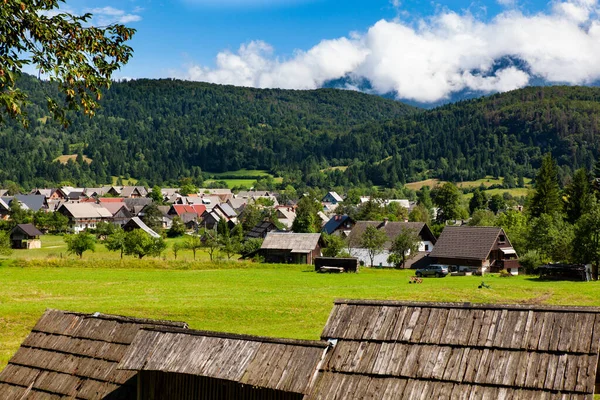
[564,168,593,224]
[530,154,561,218]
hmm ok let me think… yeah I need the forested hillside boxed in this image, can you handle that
[0,75,414,188]
[337,86,600,187]
[2,76,600,189]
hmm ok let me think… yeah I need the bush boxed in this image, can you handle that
[519,250,545,274]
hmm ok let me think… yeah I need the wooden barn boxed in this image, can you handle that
[0,309,187,399]
[258,232,322,264]
[310,299,600,399]
[118,327,329,400]
[429,226,520,274]
[10,223,43,249]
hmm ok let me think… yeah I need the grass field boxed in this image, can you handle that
[205,169,284,189]
[3,261,600,370]
[7,234,216,262]
[53,154,93,165]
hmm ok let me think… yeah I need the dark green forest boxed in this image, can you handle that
[2,75,600,189]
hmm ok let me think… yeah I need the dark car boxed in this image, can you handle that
[415,264,449,278]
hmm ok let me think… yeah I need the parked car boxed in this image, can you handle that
[415,264,449,278]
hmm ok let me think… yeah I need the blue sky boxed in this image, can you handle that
[70,0,600,102]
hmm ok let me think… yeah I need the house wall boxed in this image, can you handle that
[72,218,107,233]
[138,371,303,400]
[350,240,433,267]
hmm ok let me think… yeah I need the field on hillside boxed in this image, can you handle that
[205,169,283,189]
[2,260,600,370]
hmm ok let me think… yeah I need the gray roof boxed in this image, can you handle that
[429,226,507,260]
[347,221,433,250]
[0,309,186,399]
[123,217,161,238]
[123,198,153,209]
[120,186,148,198]
[118,327,328,395]
[261,232,321,252]
[58,203,112,219]
[14,195,46,211]
[216,202,237,217]
[311,299,600,399]
[11,223,43,237]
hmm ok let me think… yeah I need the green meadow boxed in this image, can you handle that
[2,256,600,370]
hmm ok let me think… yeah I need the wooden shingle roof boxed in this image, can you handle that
[429,226,507,260]
[308,299,600,400]
[261,232,321,252]
[0,309,187,400]
[118,327,329,395]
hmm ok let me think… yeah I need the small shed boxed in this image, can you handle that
[10,223,43,249]
[0,309,187,399]
[118,327,329,400]
[123,217,161,238]
[314,256,359,273]
[259,232,322,264]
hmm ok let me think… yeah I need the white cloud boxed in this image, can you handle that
[88,6,142,25]
[181,0,600,102]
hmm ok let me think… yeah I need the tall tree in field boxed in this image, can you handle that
[292,196,321,233]
[1,1,135,125]
[104,228,126,259]
[564,168,593,224]
[469,189,488,214]
[64,232,96,259]
[184,235,203,261]
[359,225,388,267]
[530,154,561,218]
[573,200,600,279]
[388,228,420,269]
[433,182,462,223]
[123,229,166,259]
[0,231,13,256]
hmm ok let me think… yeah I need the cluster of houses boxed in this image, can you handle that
[1,186,520,273]
[1,300,598,398]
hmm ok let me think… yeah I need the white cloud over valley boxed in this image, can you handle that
[182,0,600,102]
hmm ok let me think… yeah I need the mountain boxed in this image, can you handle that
[0,75,415,188]
[336,85,600,187]
[2,76,600,190]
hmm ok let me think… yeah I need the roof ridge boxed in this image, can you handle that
[46,309,188,328]
[140,326,329,348]
[331,300,600,313]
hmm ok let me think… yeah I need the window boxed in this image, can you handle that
[499,235,506,243]
[425,244,429,251]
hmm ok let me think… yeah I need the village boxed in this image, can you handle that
[0,184,521,275]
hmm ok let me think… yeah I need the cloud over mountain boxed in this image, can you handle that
[183,0,600,103]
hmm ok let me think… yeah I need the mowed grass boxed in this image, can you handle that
[204,179,259,189]
[205,169,284,188]
[8,234,215,262]
[2,259,600,370]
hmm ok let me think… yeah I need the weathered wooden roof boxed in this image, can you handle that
[429,225,508,260]
[118,327,329,395]
[261,232,321,252]
[307,299,600,399]
[0,309,187,400]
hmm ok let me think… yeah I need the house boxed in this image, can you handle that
[138,204,173,229]
[0,309,187,399]
[102,202,133,226]
[120,186,148,198]
[275,206,296,229]
[322,215,355,236]
[6,301,600,399]
[0,197,10,220]
[258,232,322,264]
[118,326,328,400]
[312,300,600,399]
[10,224,43,249]
[168,204,206,219]
[197,188,233,202]
[246,220,279,240]
[347,220,437,267]
[429,226,520,274]
[123,217,161,238]
[12,195,48,212]
[322,191,343,204]
[123,198,153,214]
[227,197,247,213]
[200,207,236,230]
[57,203,113,232]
